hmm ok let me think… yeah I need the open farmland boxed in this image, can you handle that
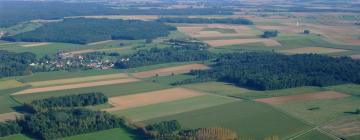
[0,80,25,90]
[205,38,281,47]
[132,63,209,78]
[323,115,360,138]
[105,88,204,112]
[144,101,311,140]
[279,47,348,54]
[13,78,140,95]
[255,91,349,105]
[112,95,236,122]
[21,42,50,48]
[28,73,129,87]
[0,112,23,122]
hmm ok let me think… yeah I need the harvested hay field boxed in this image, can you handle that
[104,88,204,112]
[323,116,360,137]
[28,73,129,87]
[205,38,281,47]
[13,78,140,95]
[0,80,25,90]
[255,91,349,105]
[132,64,209,78]
[22,42,50,47]
[0,112,23,122]
[279,47,348,54]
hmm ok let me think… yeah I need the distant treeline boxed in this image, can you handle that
[27,92,108,112]
[177,52,360,90]
[2,18,176,44]
[0,1,234,27]
[0,50,36,78]
[114,40,214,69]
[157,17,253,25]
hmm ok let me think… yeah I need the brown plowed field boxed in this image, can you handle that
[255,91,349,105]
[132,64,209,78]
[0,112,23,122]
[104,88,204,112]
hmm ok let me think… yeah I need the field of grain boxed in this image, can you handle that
[64,49,96,56]
[205,38,281,47]
[144,101,311,140]
[86,40,113,46]
[69,15,158,20]
[0,80,25,90]
[132,63,209,78]
[0,112,23,122]
[255,91,348,105]
[13,78,140,95]
[183,82,253,96]
[21,42,50,47]
[112,95,236,122]
[279,47,348,54]
[28,73,129,87]
[104,88,204,112]
[351,54,360,60]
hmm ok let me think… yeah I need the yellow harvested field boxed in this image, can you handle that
[132,64,209,78]
[255,91,349,105]
[13,78,140,95]
[22,43,50,47]
[323,116,360,137]
[205,38,281,47]
[28,73,129,87]
[279,47,348,54]
[0,80,25,90]
[87,40,113,45]
[104,88,204,112]
[0,112,23,122]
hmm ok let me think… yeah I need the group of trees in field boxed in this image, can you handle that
[0,1,234,27]
[179,52,360,90]
[0,50,36,78]
[2,18,176,44]
[0,121,22,137]
[157,17,253,25]
[261,30,278,38]
[114,40,214,69]
[144,120,238,140]
[27,92,108,112]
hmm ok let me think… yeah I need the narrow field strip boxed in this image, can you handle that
[111,95,236,122]
[28,73,129,87]
[205,38,281,47]
[255,91,349,105]
[87,40,113,45]
[13,78,140,95]
[0,112,23,122]
[0,80,26,90]
[21,42,50,47]
[279,47,348,54]
[132,63,209,78]
[64,49,97,55]
[104,88,204,112]
[323,116,360,137]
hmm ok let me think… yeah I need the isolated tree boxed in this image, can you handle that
[356,107,360,114]
[304,29,310,34]
[261,30,278,38]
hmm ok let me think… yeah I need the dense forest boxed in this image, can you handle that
[0,50,36,78]
[157,17,253,25]
[0,1,234,27]
[114,40,214,69]
[180,52,360,90]
[2,18,176,44]
[27,92,108,112]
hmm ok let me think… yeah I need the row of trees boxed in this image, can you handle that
[0,50,36,78]
[157,17,253,25]
[115,40,214,69]
[27,92,108,112]
[2,18,176,44]
[181,52,360,90]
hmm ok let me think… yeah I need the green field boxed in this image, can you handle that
[275,96,360,125]
[201,28,237,34]
[0,87,28,114]
[112,95,236,122]
[0,80,25,90]
[183,82,253,96]
[0,134,34,140]
[293,130,334,140]
[143,101,311,140]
